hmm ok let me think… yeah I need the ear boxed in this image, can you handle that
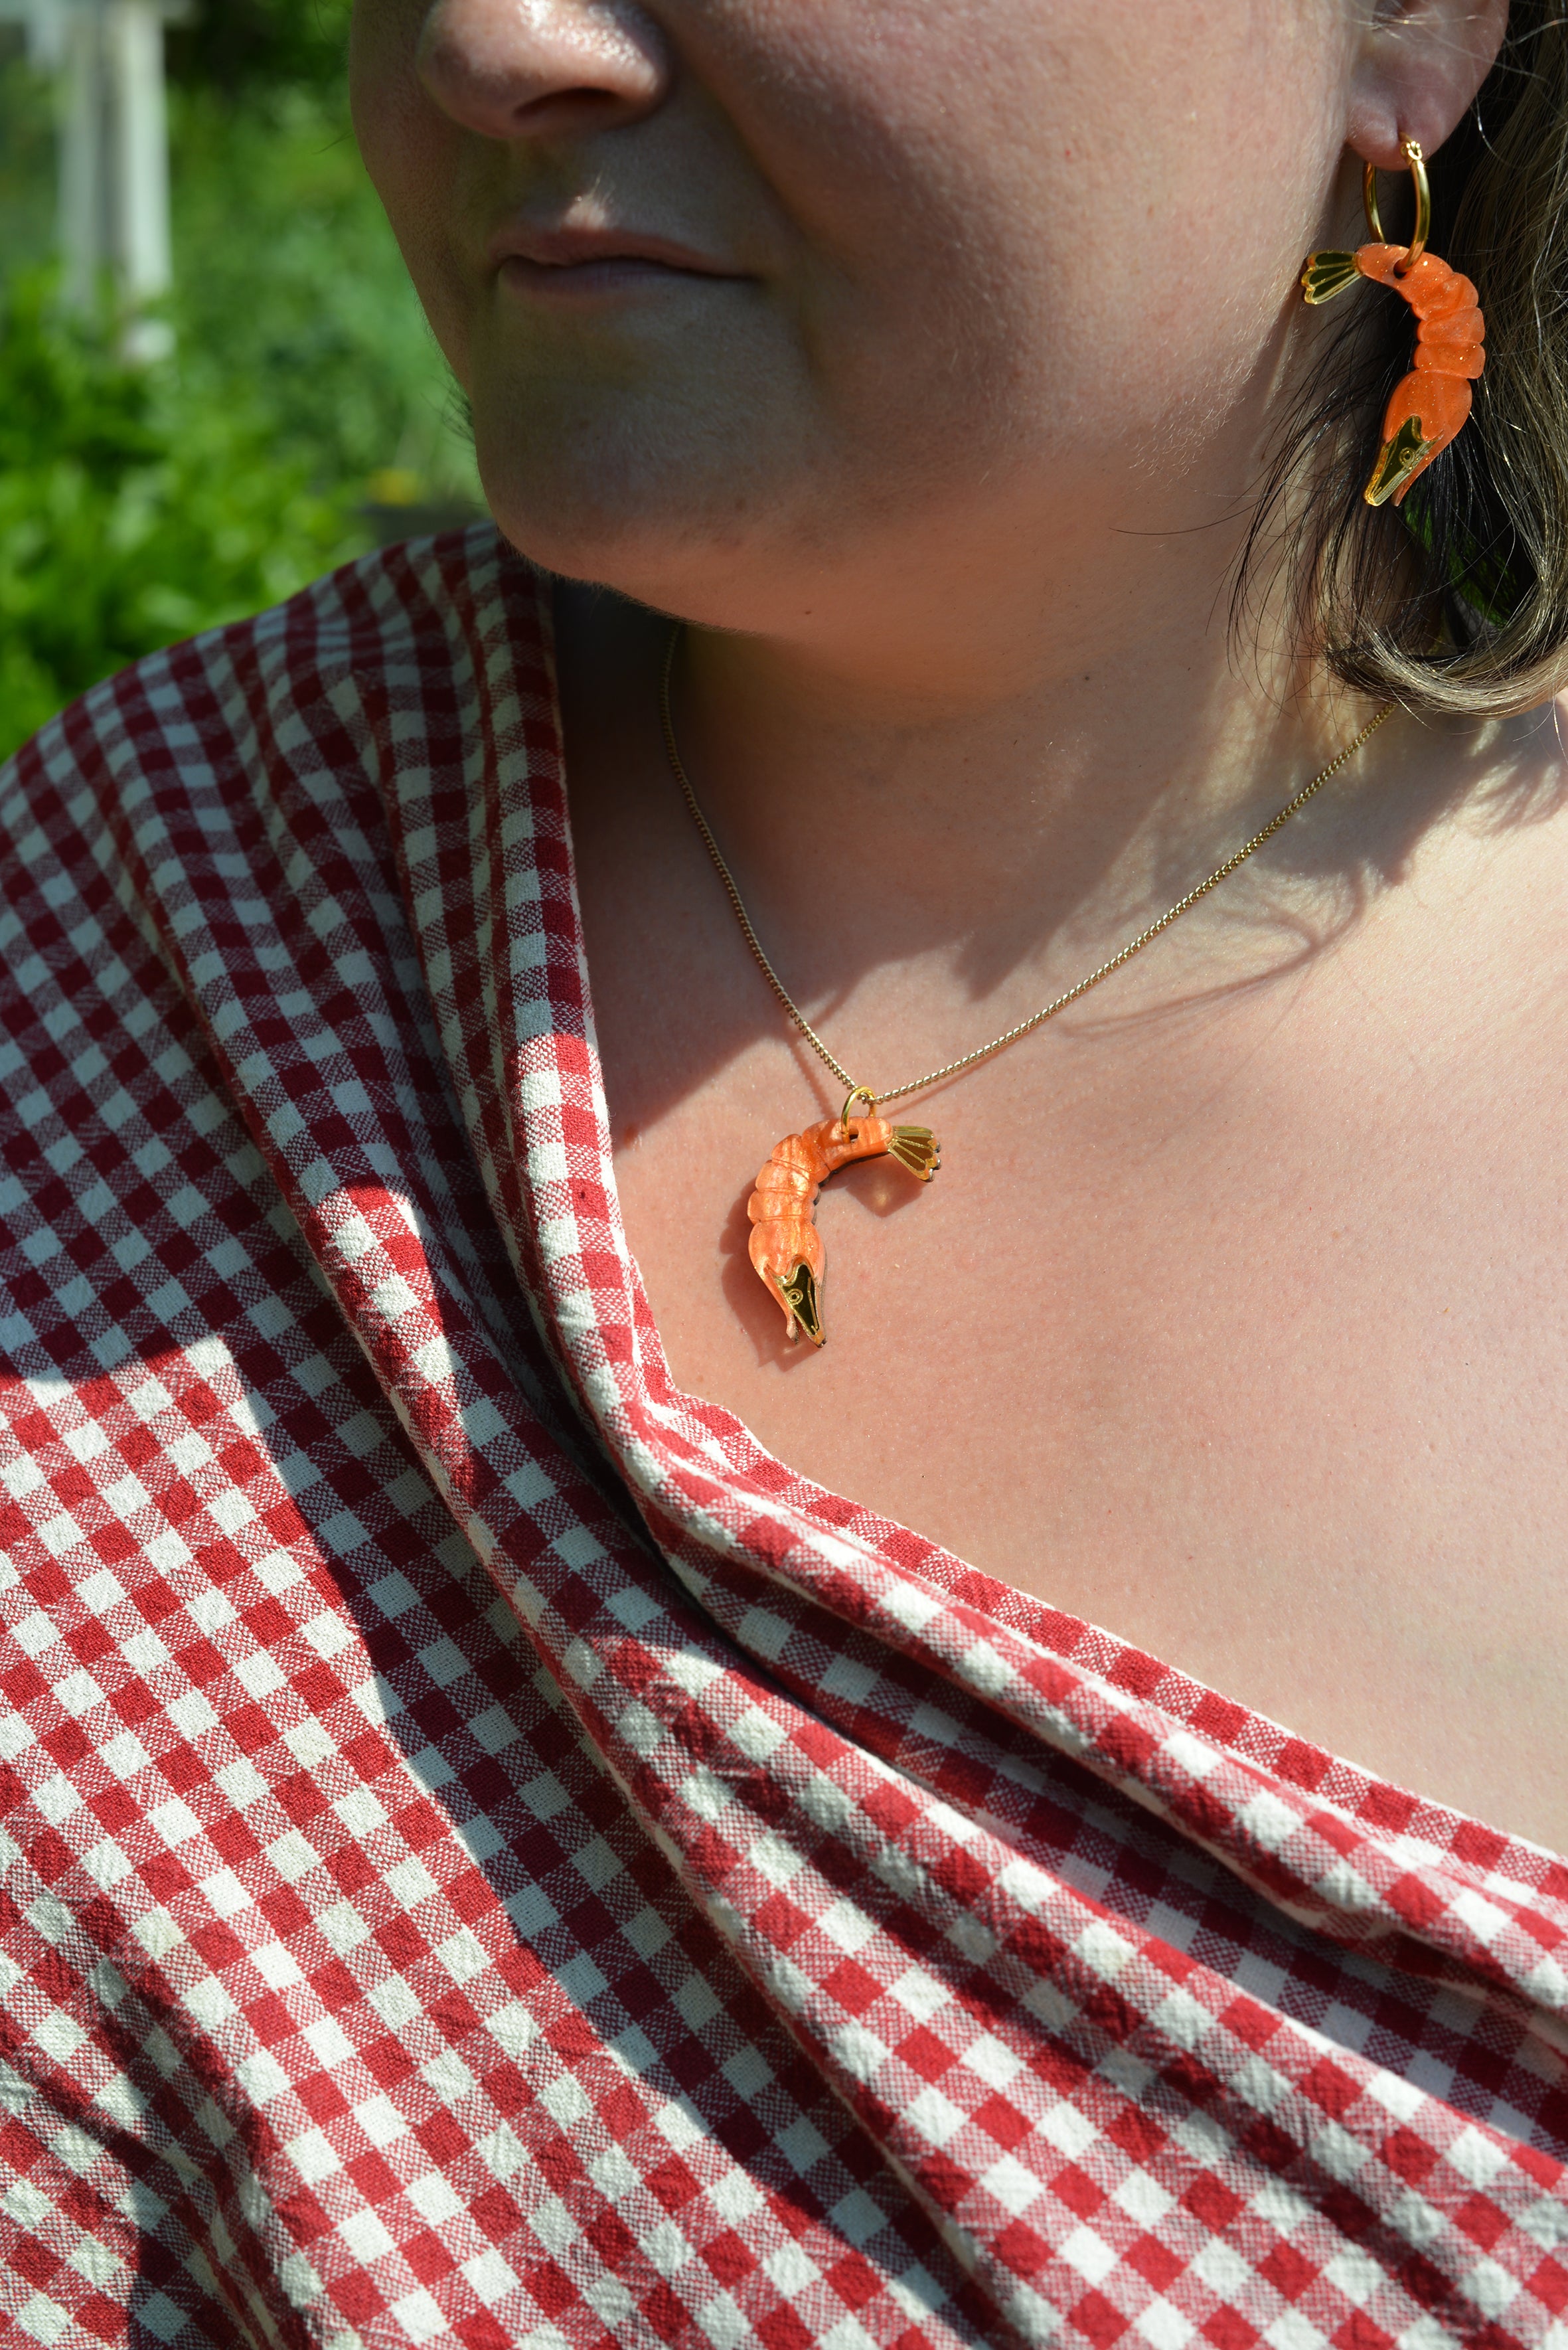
[1348,0,1509,167]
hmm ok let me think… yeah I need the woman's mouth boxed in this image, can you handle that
[490,225,749,300]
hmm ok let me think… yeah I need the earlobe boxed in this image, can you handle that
[1347,0,1508,167]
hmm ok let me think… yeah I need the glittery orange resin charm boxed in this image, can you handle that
[747,1100,939,1346]
[1302,142,1486,509]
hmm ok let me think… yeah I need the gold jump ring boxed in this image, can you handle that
[1363,136,1430,272]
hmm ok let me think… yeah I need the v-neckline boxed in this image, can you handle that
[400,539,1568,1908]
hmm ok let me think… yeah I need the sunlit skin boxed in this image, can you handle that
[350,0,1568,1853]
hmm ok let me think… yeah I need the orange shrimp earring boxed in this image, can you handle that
[1302,137,1485,508]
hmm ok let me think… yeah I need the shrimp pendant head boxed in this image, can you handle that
[746,1109,939,1347]
[1300,238,1486,509]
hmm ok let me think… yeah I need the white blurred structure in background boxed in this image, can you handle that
[0,0,189,357]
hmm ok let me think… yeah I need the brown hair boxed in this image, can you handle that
[1242,2,1568,718]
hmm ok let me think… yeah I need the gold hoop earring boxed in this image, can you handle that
[1362,135,1431,270]
[1302,135,1485,508]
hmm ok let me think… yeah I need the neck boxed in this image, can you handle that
[666,495,1379,999]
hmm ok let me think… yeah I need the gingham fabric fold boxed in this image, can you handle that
[1,529,1564,2350]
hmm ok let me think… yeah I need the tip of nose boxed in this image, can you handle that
[417,8,669,142]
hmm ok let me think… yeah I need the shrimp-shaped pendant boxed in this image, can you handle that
[1302,238,1485,509]
[747,1101,939,1346]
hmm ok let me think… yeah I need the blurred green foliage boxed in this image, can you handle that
[169,80,473,509]
[0,274,360,756]
[165,0,350,98]
[0,42,56,281]
[0,1,478,762]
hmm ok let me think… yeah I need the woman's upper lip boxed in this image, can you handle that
[488,224,745,278]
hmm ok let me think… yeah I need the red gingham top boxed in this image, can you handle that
[0,528,1565,2350]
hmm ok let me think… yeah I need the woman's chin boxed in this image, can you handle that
[481,499,787,629]
[473,422,821,617]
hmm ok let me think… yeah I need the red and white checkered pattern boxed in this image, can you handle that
[0,527,1564,2349]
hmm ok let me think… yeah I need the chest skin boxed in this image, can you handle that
[559,612,1568,1857]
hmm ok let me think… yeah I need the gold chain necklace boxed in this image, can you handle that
[659,623,1395,1346]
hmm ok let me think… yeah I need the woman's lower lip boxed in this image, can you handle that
[499,254,734,299]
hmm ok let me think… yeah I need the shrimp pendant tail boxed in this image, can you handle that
[1301,250,1362,305]
[886,1126,940,1179]
[746,1115,939,1347]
